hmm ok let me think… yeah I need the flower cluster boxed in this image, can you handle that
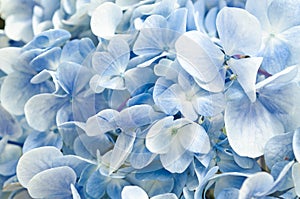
[0,0,300,198]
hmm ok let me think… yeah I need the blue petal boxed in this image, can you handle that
[27,166,76,199]
[0,141,22,176]
[216,7,262,56]
[30,47,61,71]
[23,29,71,51]
[216,188,239,199]
[24,93,68,131]
[86,171,108,198]
[16,146,63,187]
[225,85,284,158]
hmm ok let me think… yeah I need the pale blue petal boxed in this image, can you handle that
[52,155,93,177]
[151,193,178,199]
[256,66,300,132]
[175,31,224,92]
[0,47,20,74]
[245,0,270,29]
[27,166,76,199]
[178,122,210,154]
[109,131,136,174]
[115,104,164,131]
[107,179,130,199]
[107,37,130,69]
[292,162,300,197]
[267,0,300,32]
[228,57,263,102]
[91,2,123,39]
[293,128,300,162]
[205,7,218,37]
[125,67,156,94]
[146,116,174,154]
[85,109,119,136]
[24,93,68,131]
[22,131,63,153]
[60,38,95,64]
[153,77,179,115]
[133,15,168,56]
[30,47,61,71]
[192,90,225,117]
[1,72,54,115]
[216,188,239,199]
[116,0,140,8]
[57,62,89,94]
[130,138,156,169]
[16,146,63,187]
[121,186,148,199]
[216,7,262,56]
[0,141,22,176]
[0,105,22,139]
[225,86,284,158]
[264,132,294,169]
[85,171,108,198]
[282,26,300,66]
[160,141,193,173]
[259,36,290,74]
[238,172,274,199]
[167,8,187,35]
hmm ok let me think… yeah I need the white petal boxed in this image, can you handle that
[90,3,123,39]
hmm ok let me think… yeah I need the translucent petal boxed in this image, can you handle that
[160,143,193,173]
[90,2,123,39]
[24,93,68,131]
[282,26,300,66]
[133,15,168,56]
[216,7,262,56]
[225,86,284,158]
[30,47,61,71]
[264,132,294,169]
[228,57,263,102]
[27,166,76,199]
[86,170,107,199]
[109,131,136,174]
[16,146,63,187]
[146,116,174,154]
[175,31,224,92]
[178,122,210,154]
[267,0,300,32]
[238,172,274,199]
[153,77,179,115]
[85,109,119,136]
[121,186,148,199]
